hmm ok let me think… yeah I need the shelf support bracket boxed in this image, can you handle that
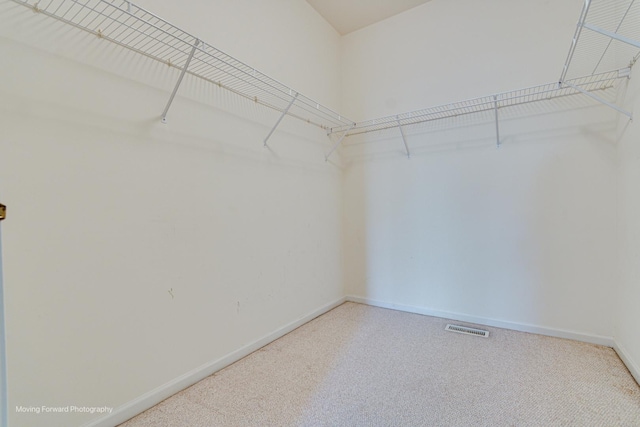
[325,124,355,162]
[583,23,640,50]
[559,0,591,84]
[264,93,298,147]
[493,95,501,148]
[396,117,411,159]
[161,39,200,123]
[563,82,632,119]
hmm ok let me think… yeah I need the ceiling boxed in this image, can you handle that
[306,0,433,35]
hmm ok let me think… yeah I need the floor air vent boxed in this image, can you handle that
[445,324,489,338]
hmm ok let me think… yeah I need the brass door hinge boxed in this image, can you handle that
[0,204,5,221]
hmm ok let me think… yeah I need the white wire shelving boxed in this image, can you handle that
[326,0,639,158]
[560,0,640,82]
[5,0,640,160]
[6,0,355,145]
[329,69,629,139]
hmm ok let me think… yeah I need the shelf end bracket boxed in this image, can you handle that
[325,124,355,162]
[263,93,298,147]
[397,117,411,159]
[493,95,501,148]
[161,39,200,124]
[563,81,632,119]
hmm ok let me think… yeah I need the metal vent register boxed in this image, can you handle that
[445,324,490,338]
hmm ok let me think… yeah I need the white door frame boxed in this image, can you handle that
[0,215,7,427]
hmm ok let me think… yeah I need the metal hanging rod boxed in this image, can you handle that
[329,70,628,137]
[9,0,355,134]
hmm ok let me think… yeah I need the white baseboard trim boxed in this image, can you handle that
[613,340,640,386]
[346,296,614,347]
[83,295,628,427]
[82,296,347,427]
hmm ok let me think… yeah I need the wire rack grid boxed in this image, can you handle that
[560,0,640,82]
[329,69,628,137]
[8,0,355,132]
[5,0,638,149]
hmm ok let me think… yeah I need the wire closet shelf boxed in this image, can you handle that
[560,0,640,82]
[329,0,639,139]
[329,70,629,137]
[6,0,640,156]
[8,0,356,133]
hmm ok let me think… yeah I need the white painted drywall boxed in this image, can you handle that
[341,0,620,339]
[0,1,343,426]
[145,0,341,109]
[615,70,640,383]
[0,0,637,426]
[339,0,587,120]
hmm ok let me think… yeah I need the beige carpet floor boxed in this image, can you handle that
[120,302,640,426]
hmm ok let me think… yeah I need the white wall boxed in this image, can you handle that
[339,0,585,120]
[615,69,640,383]
[146,0,341,109]
[341,0,620,341]
[1,0,637,426]
[0,1,343,426]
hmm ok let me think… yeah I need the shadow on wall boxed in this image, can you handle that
[341,88,620,163]
[0,2,340,170]
[343,97,620,335]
